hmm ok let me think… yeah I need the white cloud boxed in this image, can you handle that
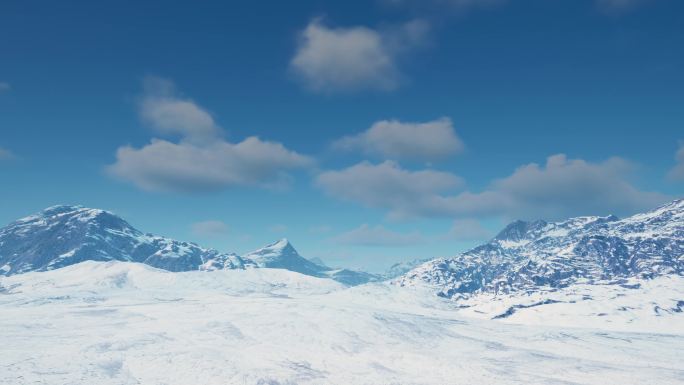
[333,117,464,162]
[290,18,428,92]
[140,76,221,143]
[108,137,312,193]
[452,154,669,220]
[191,220,230,238]
[667,143,684,182]
[0,82,10,92]
[447,219,493,241]
[316,160,464,219]
[333,224,424,247]
[108,78,313,193]
[317,155,669,221]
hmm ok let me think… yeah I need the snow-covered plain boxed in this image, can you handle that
[1,262,683,385]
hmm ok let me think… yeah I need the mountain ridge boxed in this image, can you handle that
[396,199,684,298]
[0,205,375,285]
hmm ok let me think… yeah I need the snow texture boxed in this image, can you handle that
[1,261,683,385]
[398,199,684,298]
[2,200,684,384]
[0,206,375,285]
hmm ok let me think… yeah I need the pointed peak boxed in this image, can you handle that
[263,238,293,251]
[243,238,309,268]
[246,238,297,256]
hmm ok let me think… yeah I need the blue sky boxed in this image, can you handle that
[0,0,682,272]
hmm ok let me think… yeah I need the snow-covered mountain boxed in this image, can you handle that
[243,238,379,285]
[0,205,375,285]
[0,205,250,275]
[397,199,684,298]
[244,238,326,276]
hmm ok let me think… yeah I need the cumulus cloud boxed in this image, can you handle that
[667,143,684,182]
[108,78,313,193]
[139,77,221,143]
[191,220,230,238]
[454,154,669,220]
[317,155,669,221]
[290,18,428,92]
[333,224,425,246]
[109,137,312,193]
[333,117,464,161]
[448,219,493,241]
[316,160,464,219]
[0,82,10,92]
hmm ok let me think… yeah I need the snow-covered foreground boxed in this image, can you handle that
[456,276,684,333]
[1,262,683,385]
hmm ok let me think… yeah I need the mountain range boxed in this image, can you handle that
[1,200,683,294]
[0,205,376,285]
[397,199,684,298]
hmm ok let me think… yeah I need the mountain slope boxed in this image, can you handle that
[0,205,251,275]
[0,205,376,285]
[397,199,684,298]
[243,238,325,276]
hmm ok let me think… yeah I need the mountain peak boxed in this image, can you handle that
[270,238,292,249]
[245,238,299,263]
[243,238,332,277]
[34,205,118,224]
[41,205,86,215]
[0,205,239,275]
[494,219,547,242]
